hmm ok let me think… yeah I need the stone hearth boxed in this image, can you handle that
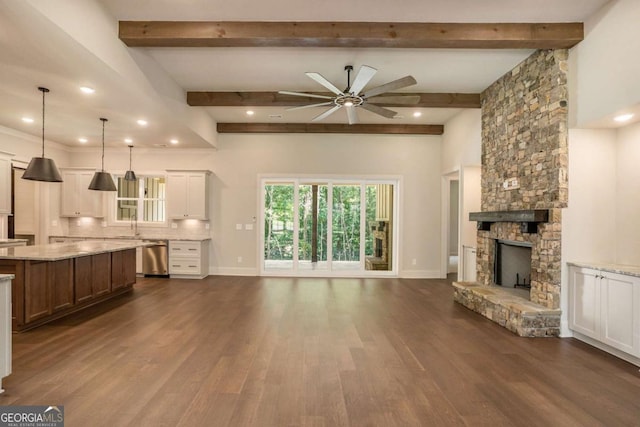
[453,282,561,337]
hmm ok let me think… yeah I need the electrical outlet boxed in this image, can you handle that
[171,222,178,229]
[236,224,243,230]
[412,258,417,266]
[51,220,58,227]
[245,224,253,230]
[205,223,210,230]
[101,221,107,228]
[237,256,243,263]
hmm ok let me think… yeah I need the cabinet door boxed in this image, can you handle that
[569,267,600,339]
[600,272,638,355]
[60,171,80,216]
[77,171,102,216]
[75,256,93,304]
[24,261,51,323]
[186,173,207,219]
[0,155,11,214]
[167,173,188,218]
[51,259,74,312]
[92,253,112,297]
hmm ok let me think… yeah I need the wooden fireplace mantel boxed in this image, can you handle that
[469,209,549,233]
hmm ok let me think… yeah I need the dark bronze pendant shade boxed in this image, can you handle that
[88,118,117,191]
[124,145,137,181]
[22,87,63,182]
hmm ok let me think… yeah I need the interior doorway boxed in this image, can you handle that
[11,167,38,244]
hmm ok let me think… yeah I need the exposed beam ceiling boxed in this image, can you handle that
[119,21,583,49]
[217,123,444,135]
[188,92,480,108]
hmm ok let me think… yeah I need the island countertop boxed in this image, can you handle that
[0,240,148,261]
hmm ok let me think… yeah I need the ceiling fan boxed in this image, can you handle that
[278,65,419,124]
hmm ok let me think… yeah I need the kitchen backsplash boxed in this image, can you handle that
[64,217,212,240]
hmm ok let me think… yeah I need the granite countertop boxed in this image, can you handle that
[568,261,640,278]
[49,235,211,242]
[0,240,150,261]
[0,239,28,243]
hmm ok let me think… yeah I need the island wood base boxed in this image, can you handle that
[0,248,136,332]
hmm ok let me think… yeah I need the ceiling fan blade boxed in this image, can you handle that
[363,76,417,98]
[349,65,377,95]
[366,95,421,105]
[361,103,397,119]
[346,105,359,125]
[312,105,342,122]
[278,90,333,100]
[306,72,344,95]
[286,102,333,111]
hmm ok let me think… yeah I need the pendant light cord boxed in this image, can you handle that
[100,117,108,172]
[38,87,50,158]
[129,145,133,169]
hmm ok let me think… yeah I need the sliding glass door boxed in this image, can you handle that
[261,178,397,276]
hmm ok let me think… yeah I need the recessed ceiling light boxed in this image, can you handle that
[22,117,34,123]
[124,138,133,144]
[614,113,634,122]
[80,86,95,94]
[170,139,179,144]
[413,111,422,118]
[268,114,283,119]
[246,110,255,116]
[137,119,148,126]
[78,137,88,143]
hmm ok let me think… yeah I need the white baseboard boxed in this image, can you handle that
[208,266,258,276]
[572,331,640,367]
[399,269,441,279]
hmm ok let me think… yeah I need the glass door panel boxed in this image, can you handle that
[365,184,393,271]
[264,183,295,271]
[331,184,361,271]
[298,184,328,270]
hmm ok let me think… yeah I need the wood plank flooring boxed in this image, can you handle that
[2,276,639,426]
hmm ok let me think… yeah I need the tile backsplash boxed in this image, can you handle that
[64,217,211,240]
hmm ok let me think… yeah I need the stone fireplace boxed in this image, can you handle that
[453,49,568,337]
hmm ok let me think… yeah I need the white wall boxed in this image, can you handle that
[569,0,640,127]
[68,133,443,277]
[441,109,482,173]
[616,121,640,265]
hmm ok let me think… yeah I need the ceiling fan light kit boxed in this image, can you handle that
[279,64,418,124]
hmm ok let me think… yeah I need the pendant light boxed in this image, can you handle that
[124,145,137,181]
[22,87,63,182]
[88,118,117,191]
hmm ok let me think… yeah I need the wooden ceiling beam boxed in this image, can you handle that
[119,21,583,49]
[216,123,444,135]
[188,91,480,108]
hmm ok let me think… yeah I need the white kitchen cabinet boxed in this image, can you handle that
[166,170,211,220]
[568,265,640,359]
[169,240,209,279]
[60,168,104,217]
[0,152,13,214]
[0,274,13,393]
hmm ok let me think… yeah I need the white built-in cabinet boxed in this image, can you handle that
[0,274,12,393]
[166,170,210,220]
[60,168,104,217]
[0,152,13,214]
[169,240,209,279]
[569,265,640,360]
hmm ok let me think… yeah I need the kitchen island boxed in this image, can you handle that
[0,241,143,332]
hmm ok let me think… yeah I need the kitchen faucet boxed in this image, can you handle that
[131,212,139,237]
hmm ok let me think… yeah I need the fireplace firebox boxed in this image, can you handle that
[494,240,532,290]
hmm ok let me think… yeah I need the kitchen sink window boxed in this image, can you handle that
[115,175,166,223]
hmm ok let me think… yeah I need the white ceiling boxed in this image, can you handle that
[0,0,611,149]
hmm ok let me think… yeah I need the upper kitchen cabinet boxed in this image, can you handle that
[60,168,104,217]
[166,170,211,220]
[0,152,14,214]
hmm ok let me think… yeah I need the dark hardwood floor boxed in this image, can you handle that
[2,276,639,426]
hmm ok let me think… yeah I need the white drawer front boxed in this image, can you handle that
[169,241,201,257]
[169,257,201,274]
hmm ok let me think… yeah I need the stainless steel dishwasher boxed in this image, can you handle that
[142,240,169,276]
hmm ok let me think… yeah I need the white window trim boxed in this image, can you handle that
[107,172,169,228]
